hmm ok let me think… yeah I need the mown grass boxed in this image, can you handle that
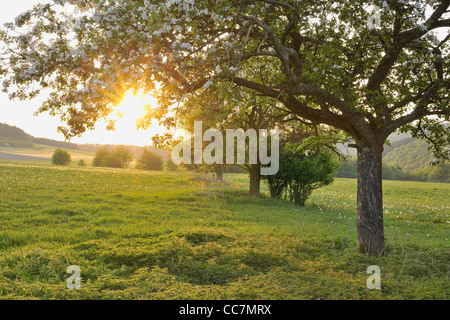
[0,163,448,300]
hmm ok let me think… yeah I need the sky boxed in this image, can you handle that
[0,1,166,147]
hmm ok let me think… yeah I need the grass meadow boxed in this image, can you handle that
[0,144,95,164]
[0,162,448,300]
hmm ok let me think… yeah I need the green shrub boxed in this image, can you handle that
[263,145,338,206]
[51,148,71,165]
[136,149,164,170]
[164,157,179,171]
[93,146,133,168]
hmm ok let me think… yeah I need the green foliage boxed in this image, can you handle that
[335,157,449,183]
[383,138,450,182]
[335,158,408,181]
[384,139,435,172]
[51,149,71,166]
[92,146,133,169]
[164,157,179,171]
[78,159,86,167]
[92,148,110,168]
[334,158,358,179]
[263,146,339,206]
[2,1,448,158]
[136,149,163,171]
[412,163,450,183]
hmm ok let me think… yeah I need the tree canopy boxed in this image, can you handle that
[1,0,448,154]
[52,148,71,165]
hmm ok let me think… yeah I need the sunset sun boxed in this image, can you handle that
[93,89,167,146]
[115,90,156,125]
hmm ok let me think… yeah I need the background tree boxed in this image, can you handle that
[92,147,111,168]
[164,156,179,171]
[113,145,134,168]
[52,148,71,166]
[136,149,164,170]
[175,89,229,182]
[177,86,279,195]
[92,146,133,168]
[1,0,449,255]
[178,82,347,196]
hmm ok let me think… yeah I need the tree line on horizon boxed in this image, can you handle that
[336,158,450,183]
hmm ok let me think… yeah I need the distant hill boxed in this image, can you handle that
[383,138,434,172]
[1,122,446,181]
[336,132,413,157]
[0,122,168,159]
[336,136,449,182]
[0,122,34,142]
[0,122,80,150]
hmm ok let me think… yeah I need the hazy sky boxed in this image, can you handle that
[0,1,164,146]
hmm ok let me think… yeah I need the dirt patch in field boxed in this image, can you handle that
[0,152,49,161]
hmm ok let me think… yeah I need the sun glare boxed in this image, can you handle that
[97,89,167,146]
[115,90,155,124]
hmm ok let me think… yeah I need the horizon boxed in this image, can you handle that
[0,121,164,150]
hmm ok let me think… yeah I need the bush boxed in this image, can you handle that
[92,146,133,168]
[263,165,288,199]
[92,147,110,167]
[113,145,134,168]
[136,149,164,170]
[164,157,179,171]
[263,145,338,206]
[51,148,72,165]
[78,159,86,167]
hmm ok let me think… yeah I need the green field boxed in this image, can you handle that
[0,144,95,164]
[0,163,448,299]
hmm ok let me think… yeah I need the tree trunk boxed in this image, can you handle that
[356,143,385,256]
[215,166,223,182]
[249,163,261,197]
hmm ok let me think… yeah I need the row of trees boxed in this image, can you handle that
[93,146,176,170]
[3,0,449,256]
[52,146,174,171]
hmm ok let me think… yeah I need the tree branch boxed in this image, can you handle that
[367,1,450,92]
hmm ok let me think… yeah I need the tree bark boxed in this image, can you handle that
[356,143,385,256]
[215,166,223,182]
[249,163,261,197]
